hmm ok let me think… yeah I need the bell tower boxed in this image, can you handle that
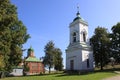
[69,7,88,44]
[66,6,93,72]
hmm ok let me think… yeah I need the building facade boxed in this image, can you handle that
[9,66,23,76]
[66,10,94,72]
[25,47,44,75]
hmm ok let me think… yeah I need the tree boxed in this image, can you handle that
[90,27,110,70]
[0,0,30,71]
[23,63,29,76]
[111,23,120,63]
[0,55,5,71]
[53,48,63,71]
[8,21,30,70]
[43,41,55,73]
[43,41,63,73]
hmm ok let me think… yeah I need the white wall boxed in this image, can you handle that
[10,68,23,76]
[66,49,82,70]
[82,50,94,70]
[66,18,93,71]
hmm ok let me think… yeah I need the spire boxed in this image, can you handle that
[30,45,32,49]
[73,4,81,21]
[77,4,79,13]
[76,4,80,17]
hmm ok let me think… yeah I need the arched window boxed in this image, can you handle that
[83,32,86,42]
[73,32,76,42]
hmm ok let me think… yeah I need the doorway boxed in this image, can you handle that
[70,60,74,70]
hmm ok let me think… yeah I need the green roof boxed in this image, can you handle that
[12,66,23,69]
[25,57,41,62]
[28,46,34,52]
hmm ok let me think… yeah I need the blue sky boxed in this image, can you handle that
[11,0,120,68]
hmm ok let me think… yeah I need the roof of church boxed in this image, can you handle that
[73,11,84,21]
[25,57,41,62]
[71,11,88,26]
[27,46,34,56]
[73,16,81,21]
[28,46,34,52]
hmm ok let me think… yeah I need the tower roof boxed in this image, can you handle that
[28,46,34,52]
[71,6,88,26]
[27,46,34,57]
[73,5,84,22]
[73,11,84,21]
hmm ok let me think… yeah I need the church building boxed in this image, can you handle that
[66,8,94,72]
[25,47,44,75]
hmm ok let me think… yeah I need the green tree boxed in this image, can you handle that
[111,23,120,63]
[23,63,30,76]
[90,27,110,70]
[43,41,55,73]
[54,48,63,71]
[0,55,5,71]
[0,0,30,71]
[8,21,30,70]
[43,41,63,73]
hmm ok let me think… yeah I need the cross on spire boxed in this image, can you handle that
[76,3,80,17]
[77,3,80,13]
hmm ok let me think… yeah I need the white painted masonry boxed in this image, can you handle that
[66,11,94,71]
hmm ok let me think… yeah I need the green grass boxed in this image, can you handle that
[1,71,119,80]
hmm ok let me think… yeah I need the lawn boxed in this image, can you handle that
[1,71,119,80]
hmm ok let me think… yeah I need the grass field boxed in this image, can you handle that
[1,70,120,80]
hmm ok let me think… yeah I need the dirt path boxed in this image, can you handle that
[103,75,120,80]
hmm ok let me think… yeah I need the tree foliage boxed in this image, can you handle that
[43,41,55,73]
[53,48,63,71]
[0,55,5,71]
[0,0,30,71]
[90,27,110,70]
[43,41,63,73]
[110,23,120,63]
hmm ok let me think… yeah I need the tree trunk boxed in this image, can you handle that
[100,45,103,70]
[0,72,5,78]
[100,60,103,70]
[49,67,51,74]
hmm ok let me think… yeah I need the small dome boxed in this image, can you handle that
[27,46,34,57]
[76,12,80,16]
[28,46,34,52]
[73,11,82,21]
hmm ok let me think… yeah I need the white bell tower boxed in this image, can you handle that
[66,7,94,72]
